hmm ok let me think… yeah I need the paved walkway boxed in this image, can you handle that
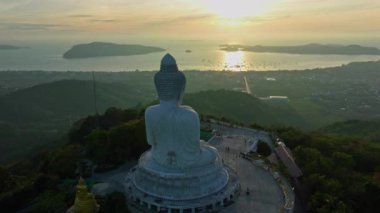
[92,161,136,183]
[90,162,136,195]
[212,136,284,213]
[203,122,273,148]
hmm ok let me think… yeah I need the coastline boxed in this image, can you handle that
[0,59,379,73]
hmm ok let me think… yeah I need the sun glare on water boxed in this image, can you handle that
[223,51,246,71]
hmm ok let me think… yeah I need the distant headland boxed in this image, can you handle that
[63,42,165,59]
[220,43,380,55]
[0,45,27,50]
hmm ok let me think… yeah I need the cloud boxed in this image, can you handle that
[0,22,67,30]
[274,0,380,15]
[246,15,291,23]
[144,14,214,26]
[90,19,118,23]
[68,14,93,18]
[0,0,33,11]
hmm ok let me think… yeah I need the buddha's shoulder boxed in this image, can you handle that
[177,106,198,118]
[145,105,160,118]
[178,105,197,113]
[145,105,198,119]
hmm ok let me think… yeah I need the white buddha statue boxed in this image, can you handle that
[145,54,217,169]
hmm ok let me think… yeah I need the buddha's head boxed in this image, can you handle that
[154,54,186,104]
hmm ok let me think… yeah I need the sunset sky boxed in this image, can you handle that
[1,0,379,45]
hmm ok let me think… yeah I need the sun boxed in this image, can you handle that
[201,0,276,19]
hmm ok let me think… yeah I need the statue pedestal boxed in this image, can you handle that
[133,150,228,200]
[124,150,240,212]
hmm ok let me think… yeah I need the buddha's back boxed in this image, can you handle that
[145,104,201,168]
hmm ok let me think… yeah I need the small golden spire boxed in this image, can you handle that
[67,177,99,213]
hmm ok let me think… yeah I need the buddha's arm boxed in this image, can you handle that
[181,110,201,153]
[145,110,153,146]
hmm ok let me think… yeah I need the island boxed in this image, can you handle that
[220,43,380,55]
[0,45,27,50]
[63,42,165,59]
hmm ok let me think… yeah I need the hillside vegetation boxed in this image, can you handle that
[0,80,154,163]
[1,106,379,212]
[0,60,380,164]
[320,119,380,141]
[0,79,153,123]
[274,126,380,213]
[184,90,310,128]
[0,108,146,212]
[0,83,332,163]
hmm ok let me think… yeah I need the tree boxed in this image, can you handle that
[29,191,68,213]
[45,145,83,178]
[332,152,355,169]
[294,147,323,174]
[86,129,110,164]
[257,141,271,157]
[0,166,14,193]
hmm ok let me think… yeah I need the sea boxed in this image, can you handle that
[1,41,380,72]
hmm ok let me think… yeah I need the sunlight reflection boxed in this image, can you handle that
[223,51,246,71]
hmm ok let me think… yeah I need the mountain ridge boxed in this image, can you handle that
[220,43,380,55]
[0,44,27,50]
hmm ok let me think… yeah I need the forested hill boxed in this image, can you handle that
[320,119,380,140]
[0,80,320,127]
[63,42,165,59]
[0,80,153,163]
[0,79,155,123]
[0,81,316,129]
[184,90,310,128]
[0,83,314,163]
[1,59,380,163]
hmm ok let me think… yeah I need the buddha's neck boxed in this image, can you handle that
[160,100,180,107]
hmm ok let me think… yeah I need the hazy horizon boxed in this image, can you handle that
[1,0,380,72]
[0,0,380,46]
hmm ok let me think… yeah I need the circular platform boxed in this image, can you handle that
[124,151,240,213]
